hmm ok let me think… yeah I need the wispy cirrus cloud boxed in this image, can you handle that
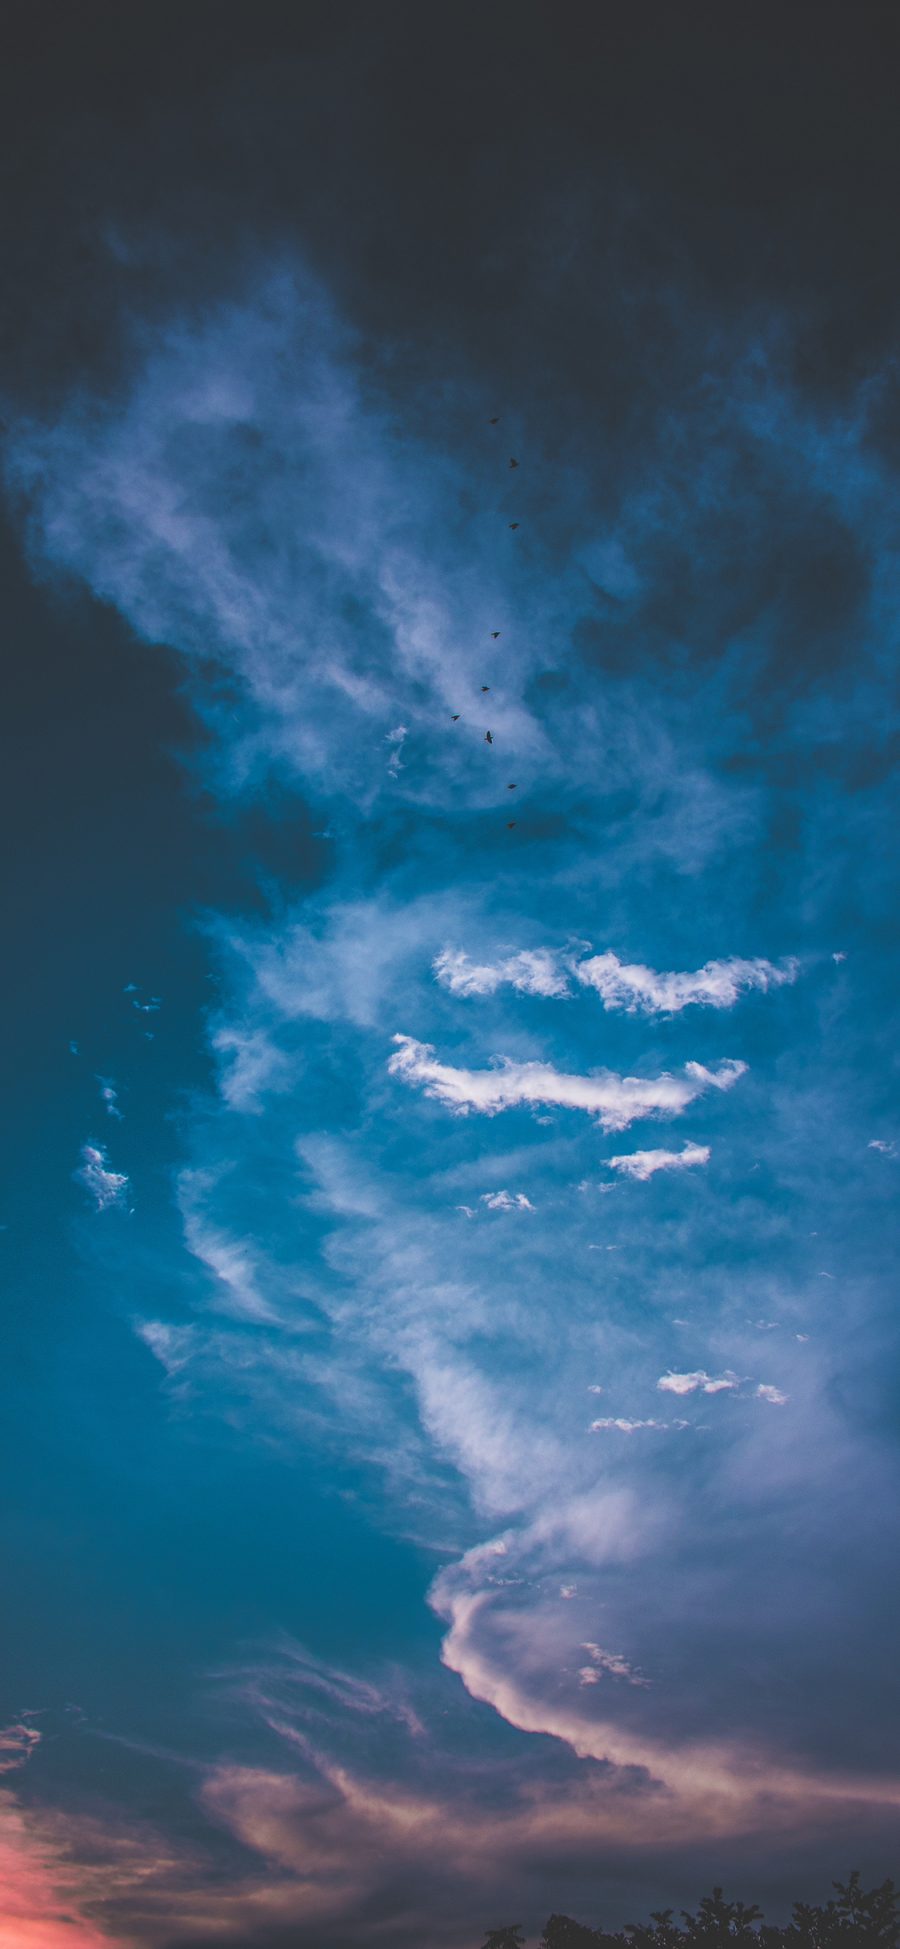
[480,1189,535,1211]
[6,249,900,1941]
[389,1034,746,1131]
[0,1722,41,1775]
[607,1142,710,1182]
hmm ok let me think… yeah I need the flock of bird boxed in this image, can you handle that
[449,418,520,828]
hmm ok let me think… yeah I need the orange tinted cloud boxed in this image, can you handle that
[0,1792,120,1949]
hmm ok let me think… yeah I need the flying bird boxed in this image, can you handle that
[509,522,519,529]
[481,684,490,692]
[451,713,460,720]
[507,820,516,828]
[489,416,500,425]
[485,731,493,744]
[491,631,501,639]
[507,782,517,789]
[509,457,519,468]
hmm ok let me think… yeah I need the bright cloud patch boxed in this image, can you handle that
[389,1035,746,1132]
[578,1643,650,1688]
[74,1143,129,1212]
[657,1370,741,1396]
[756,1384,790,1405]
[434,945,796,1013]
[590,1417,669,1432]
[96,1077,122,1120]
[433,946,570,998]
[0,1723,41,1775]
[607,1142,710,1182]
[575,951,797,1014]
[480,1190,535,1211]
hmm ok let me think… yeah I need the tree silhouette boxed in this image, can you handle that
[679,1888,763,1942]
[482,1870,898,1949]
[783,1871,899,1947]
[541,1917,607,1947]
[625,1911,683,1948]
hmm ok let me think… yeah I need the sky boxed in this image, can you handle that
[1,4,899,1943]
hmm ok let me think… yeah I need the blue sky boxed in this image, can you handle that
[1,10,899,1943]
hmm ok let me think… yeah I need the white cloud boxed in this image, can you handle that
[657,1370,740,1396]
[74,1142,129,1211]
[868,1138,898,1158]
[607,1141,710,1182]
[389,1035,746,1132]
[433,945,796,1015]
[590,1417,667,1432]
[433,946,569,999]
[96,1076,122,1120]
[480,1190,535,1212]
[579,1642,650,1688]
[575,950,796,1014]
[756,1384,789,1405]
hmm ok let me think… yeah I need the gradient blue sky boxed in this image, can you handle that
[1,6,899,1943]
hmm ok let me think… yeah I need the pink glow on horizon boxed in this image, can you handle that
[0,1795,122,1949]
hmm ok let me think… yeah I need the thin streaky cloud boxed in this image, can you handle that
[0,1721,41,1774]
[389,1035,746,1132]
[590,1417,669,1432]
[607,1142,710,1182]
[657,1371,741,1396]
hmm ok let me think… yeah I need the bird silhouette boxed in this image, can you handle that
[481,685,490,692]
[491,631,501,639]
[509,522,519,529]
[509,457,519,469]
[489,416,500,425]
[507,783,517,790]
[507,820,516,828]
[485,731,493,744]
[451,714,460,721]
